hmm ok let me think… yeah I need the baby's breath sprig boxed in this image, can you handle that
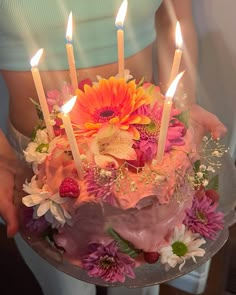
[199,135,229,168]
[187,135,228,190]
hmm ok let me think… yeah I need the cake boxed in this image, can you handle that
[21,72,225,283]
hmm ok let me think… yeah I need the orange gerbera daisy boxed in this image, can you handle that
[70,77,151,140]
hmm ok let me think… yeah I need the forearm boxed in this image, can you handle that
[155,0,198,104]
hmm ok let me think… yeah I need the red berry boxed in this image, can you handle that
[59,177,80,198]
[143,252,160,264]
[205,189,220,203]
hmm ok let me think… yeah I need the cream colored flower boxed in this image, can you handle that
[91,125,136,168]
[159,224,206,270]
[95,69,133,85]
[22,176,71,227]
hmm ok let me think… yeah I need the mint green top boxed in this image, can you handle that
[0,0,162,71]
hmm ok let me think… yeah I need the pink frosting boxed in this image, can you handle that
[39,129,196,265]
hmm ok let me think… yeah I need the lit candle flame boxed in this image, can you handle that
[66,11,73,42]
[115,0,128,28]
[30,48,44,67]
[61,96,77,114]
[166,71,184,101]
[175,21,183,49]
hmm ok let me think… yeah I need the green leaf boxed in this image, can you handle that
[29,97,44,120]
[136,76,145,88]
[175,110,190,128]
[193,160,201,173]
[206,174,219,191]
[107,228,142,258]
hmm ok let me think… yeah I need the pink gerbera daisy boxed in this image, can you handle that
[70,77,151,139]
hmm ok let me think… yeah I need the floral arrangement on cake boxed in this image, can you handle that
[20,70,227,283]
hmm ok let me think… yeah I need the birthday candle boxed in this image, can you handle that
[115,0,128,77]
[168,22,183,86]
[61,96,83,180]
[66,12,78,92]
[30,49,54,139]
[156,72,184,163]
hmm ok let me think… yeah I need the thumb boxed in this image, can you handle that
[0,200,19,237]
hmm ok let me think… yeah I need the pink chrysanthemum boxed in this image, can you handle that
[184,194,224,240]
[85,166,117,205]
[133,102,186,162]
[47,83,73,110]
[82,241,135,283]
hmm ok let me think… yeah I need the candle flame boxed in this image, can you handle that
[61,96,77,114]
[166,71,184,101]
[175,21,183,49]
[66,11,73,42]
[115,0,128,27]
[30,48,44,67]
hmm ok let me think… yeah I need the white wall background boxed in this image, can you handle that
[192,0,236,159]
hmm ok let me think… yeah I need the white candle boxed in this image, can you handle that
[156,72,184,163]
[66,12,78,92]
[115,0,128,77]
[30,49,54,139]
[61,96,83,179]
[168,22,183,86]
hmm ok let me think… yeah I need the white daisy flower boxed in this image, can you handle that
[159,225,206,271]
[95,69,133,85]
[24,128,59,165]
[22,176,71,227]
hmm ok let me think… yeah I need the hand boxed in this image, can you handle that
[189,104,227,146]
[0,171,18,237]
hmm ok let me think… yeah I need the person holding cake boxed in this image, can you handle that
[0,0,227,295]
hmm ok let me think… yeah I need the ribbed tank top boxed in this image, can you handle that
[0,0,162,71]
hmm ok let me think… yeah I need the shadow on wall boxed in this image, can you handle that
[192,0,236,159]
[196,31,236,157]
[0,74,9,134]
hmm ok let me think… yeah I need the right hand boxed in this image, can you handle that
[0,171,19,237]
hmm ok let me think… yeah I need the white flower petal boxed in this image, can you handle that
[51,193,67,204]
[167,255,181,268]
[22,194,48,207]
[50,202,65,224]
[62,207,72,220]
[37,200,50,217]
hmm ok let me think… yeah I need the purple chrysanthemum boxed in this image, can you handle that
[184,194,224,240]
[82,241,135,283]
[22,207,49,236]
[85,166,117,205]
[134,102,186,162]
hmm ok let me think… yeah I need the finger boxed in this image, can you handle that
[207,115,227,140]
[0,201,19,237]
[211,123,228,140]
